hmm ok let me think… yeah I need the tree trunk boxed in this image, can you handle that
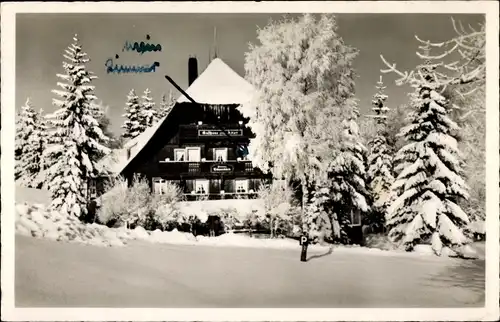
[301,178,308,233]
[270,215,274,239]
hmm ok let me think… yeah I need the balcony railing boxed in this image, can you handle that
[158,159,255,175]
[182,192,259,201]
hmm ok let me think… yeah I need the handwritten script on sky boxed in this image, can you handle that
[105,34,161,74]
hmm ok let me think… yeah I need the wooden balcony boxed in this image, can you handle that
[182,191,259,201]
[157,159,256,177]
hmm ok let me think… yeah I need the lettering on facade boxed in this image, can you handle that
[198,129,243,137]
[211,164,233,173]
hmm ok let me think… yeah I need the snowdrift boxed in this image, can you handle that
[15,203,129,247]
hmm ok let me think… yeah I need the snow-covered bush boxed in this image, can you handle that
[216,207,242,232]
[242,210,268,233]
[257,181,301,238]
[364,233,397,251]
[98,176,129,226]
[99,175,187,231]
[140,181,184,231]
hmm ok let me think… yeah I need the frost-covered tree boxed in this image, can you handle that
[365,76,394,231]
[381,17,485,100]
[140,88,157,128]
[382,41,471,256]
[257,180,300,239]
[15,98,46,187]
[239,14,358,234]
[157,90,176,120]
[324,98,370,243]
[121,89,142,140]
[447,85,485,223]
[44,34,110,219]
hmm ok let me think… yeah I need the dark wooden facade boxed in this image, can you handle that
[121,102,270,200]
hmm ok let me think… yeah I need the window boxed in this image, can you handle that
[153,177,165,194]
[89,180,97,197]
[186,147,201,162]
[351,209,362,226]
[214,148,227,162]
[195,179,209,195]
[235,179,249,193]
[174,149,185,161]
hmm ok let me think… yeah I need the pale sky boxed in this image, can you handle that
[16,13,484,134]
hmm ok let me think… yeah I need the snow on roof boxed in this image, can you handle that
[98,147,129,175]
[176,58,254,105]
[113,114,169,175]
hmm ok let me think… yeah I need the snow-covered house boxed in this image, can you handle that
[96,57,269,200]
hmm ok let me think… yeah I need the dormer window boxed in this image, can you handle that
[174,149,185,161]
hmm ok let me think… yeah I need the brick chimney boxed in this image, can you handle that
[188,56,198,86]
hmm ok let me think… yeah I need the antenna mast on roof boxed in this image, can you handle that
[212,26,218,61]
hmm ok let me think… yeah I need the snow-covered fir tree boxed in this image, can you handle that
[384,43,471,256]
[323,98,370,243]
[239,14,359,236]
[15,98,46,187]
[121,89,142,140]
[15,98,36,176]
[305,186,333,243]
[365,76,394,231]
[140,88,157,128]
[157,90,176,120]
[44,34,110,219]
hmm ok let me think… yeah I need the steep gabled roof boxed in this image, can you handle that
[177,58,254,105]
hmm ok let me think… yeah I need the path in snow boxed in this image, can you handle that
[15,235,484,308]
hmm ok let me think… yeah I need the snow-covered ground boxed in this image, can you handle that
[15,234,485,308]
